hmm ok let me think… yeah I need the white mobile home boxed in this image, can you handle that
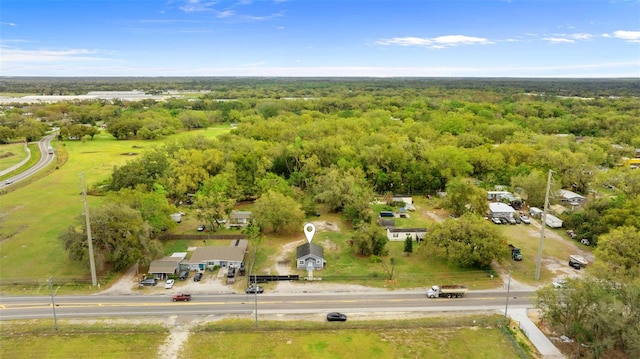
[544,214,563,228]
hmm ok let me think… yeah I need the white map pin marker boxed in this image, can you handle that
[304,223,316,244]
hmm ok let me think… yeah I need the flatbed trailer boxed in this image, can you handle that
[427,285,468,298]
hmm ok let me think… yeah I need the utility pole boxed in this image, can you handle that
[81,173,98,286]
[254,275,258,328]
[49,276,58,330]
[535,169,554,280]
[504,268,512,322]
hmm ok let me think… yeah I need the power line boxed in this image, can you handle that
[81,173,97,286]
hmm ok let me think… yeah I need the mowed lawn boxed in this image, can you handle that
[0,316,527,359]
[184,316,524,359]
[0,142,29,173]
[0,320,168,359]
[0,128,230,282]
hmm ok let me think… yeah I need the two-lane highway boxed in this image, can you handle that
[0,290,535,320]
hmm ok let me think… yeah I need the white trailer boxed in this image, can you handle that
[544,214,563,228]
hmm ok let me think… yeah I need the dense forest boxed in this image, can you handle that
[1,76,640,97]
[2,77,639,357]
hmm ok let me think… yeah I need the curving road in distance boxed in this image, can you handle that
[1,133,56,188]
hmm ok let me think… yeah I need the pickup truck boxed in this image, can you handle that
[509,244,523,261]
[172,293,192,302]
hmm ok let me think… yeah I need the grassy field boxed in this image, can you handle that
[0,142,28,172]
[0,320,168,359]
[0,128,230,284]
[0,315,532,359]
[496,220,591,285]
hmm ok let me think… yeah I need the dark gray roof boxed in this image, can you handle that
[188,240,248,263]
[377,218,396,227]
[148,257,182,274]
[388,228,426,233]
[296,242,324,259]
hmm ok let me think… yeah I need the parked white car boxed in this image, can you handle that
[519,214,531,224]
[164,279,175,289]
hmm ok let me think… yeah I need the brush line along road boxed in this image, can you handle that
[0,290,534,320]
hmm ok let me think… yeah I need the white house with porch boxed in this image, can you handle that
[296,243,326,270]
[148,254,185,279]
[186,239,248,271]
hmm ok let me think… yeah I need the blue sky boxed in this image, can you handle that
[1,0,639,77]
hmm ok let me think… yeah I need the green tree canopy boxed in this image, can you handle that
[59,202,163,272]
[594,226,640,279]
[443,177,488,216]
[422,214,508,268]
[193,192,235,232]
[536,277,640,358]
[252,190,305,234]
[350,223,388,257]
[108,186,178,236]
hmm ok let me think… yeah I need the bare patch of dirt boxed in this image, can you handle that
[156,316,193,359]
[526,220,594,283]
[423,208,448,223]
[311,220,341,232]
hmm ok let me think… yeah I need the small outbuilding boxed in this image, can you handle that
[296,243,326,270]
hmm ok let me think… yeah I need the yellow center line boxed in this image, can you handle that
[0,296,532,311]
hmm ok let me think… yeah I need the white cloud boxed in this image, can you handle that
[570,33,594,40]
[543,37,574,43]
[0,47,108,62]
[1,22,16,26]
[176,0,284,21]
[179,0,217,13]
[243,11,285,21]
[376,35,491,49]
[612,30,640,42]
[433,35,490,45]
[542,33,594,43]
[217,10,236,18]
